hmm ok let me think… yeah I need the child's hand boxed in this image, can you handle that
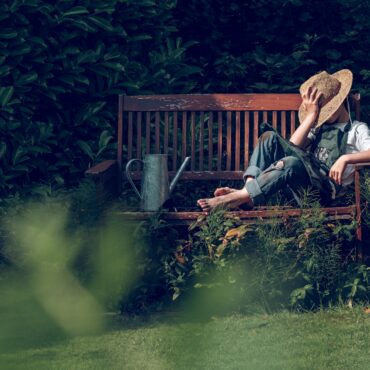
[329,155,348,185]
[301,86,323,123]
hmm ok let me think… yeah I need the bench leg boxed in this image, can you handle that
[355,169,363,262]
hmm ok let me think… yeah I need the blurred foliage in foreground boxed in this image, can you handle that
[0,182,138,351]
[1,179,370,340]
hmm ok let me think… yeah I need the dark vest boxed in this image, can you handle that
[310,122,351,170]
[259,121,351,203]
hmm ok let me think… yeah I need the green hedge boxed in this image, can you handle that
[0,0,200,195]
[175,0,370,95]
[2,0,370,195]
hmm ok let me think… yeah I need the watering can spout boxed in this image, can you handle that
[169,156,191,194]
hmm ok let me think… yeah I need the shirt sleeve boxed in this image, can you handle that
[355,122,370,152]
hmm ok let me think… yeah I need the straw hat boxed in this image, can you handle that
[298,69,353,128]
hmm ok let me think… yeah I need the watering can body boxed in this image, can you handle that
[126,154,190,211]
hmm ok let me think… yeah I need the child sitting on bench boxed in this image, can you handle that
[197,69,370,212]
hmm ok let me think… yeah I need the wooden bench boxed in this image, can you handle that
[86,93,369,256]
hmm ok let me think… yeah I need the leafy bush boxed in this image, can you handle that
[160,204,367,312]
[175,0,370,100]
[0,0,200,195]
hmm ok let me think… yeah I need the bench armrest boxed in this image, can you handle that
[85,159,117,177]
[354,162,370,170]
[85,159,118,201]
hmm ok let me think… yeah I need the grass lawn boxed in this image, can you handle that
[1,307,370,370]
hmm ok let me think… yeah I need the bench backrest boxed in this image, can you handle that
[118,93,360,182]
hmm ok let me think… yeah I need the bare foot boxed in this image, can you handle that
[197,188,253,212]
[214,187,237,197]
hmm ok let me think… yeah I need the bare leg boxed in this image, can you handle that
[214,177,254,197]
[198,188,253,212]
[214,187,237,197]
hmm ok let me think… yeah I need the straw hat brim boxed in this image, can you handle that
[298,69,353,128]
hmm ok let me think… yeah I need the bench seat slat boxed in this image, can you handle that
[146,112,151,154]
[290,111,296,135]
[244,112,249,168]
[272,110,277,130]
[182,112,187,161]
[227,111,232,170]
[217,112,222,171]
[155,112,160,153]
[235,111,241,171]
[164,112,169,155]
[208,112,213,170]
[137,112,142,163]
[128,112,133,159]
[199,112,204,171]
[263,111,268,122]
[253,111,259,148]
[281,111,286,138]
[172,112,178,171]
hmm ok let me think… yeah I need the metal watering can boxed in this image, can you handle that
[125,154,191,211]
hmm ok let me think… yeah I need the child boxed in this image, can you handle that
[197,69,370,212]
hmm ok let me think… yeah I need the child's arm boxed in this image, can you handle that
[290,86,322,148]
[330,150,370,185]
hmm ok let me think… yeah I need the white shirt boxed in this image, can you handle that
[308,120,370,186]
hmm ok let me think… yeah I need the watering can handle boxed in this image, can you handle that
[125,159,144,199]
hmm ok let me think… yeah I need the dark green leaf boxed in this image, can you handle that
[129,35,152,42]
[119,82,140,90]
[102,62,125,72]
[70,19,97,32]
[74,75,90,85]
[11,45,32,56]
[12,165,29,172]
[77,140,94,160]
[91,102,106,114]
[77,50,98,64]
[88,16,114,32]
[0,29,18,39]
[0,86,14,107]
[17,72,38,85]
[62,6,89,17]
[58,75,75,86]
[87,65,109,77]
[0,66,10,77]
[0,142,6,159]
[98,130,113,148]
[12,147,28,165]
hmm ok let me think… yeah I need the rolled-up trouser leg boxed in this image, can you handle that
[243,131,290,181]
[245,156,310,206]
